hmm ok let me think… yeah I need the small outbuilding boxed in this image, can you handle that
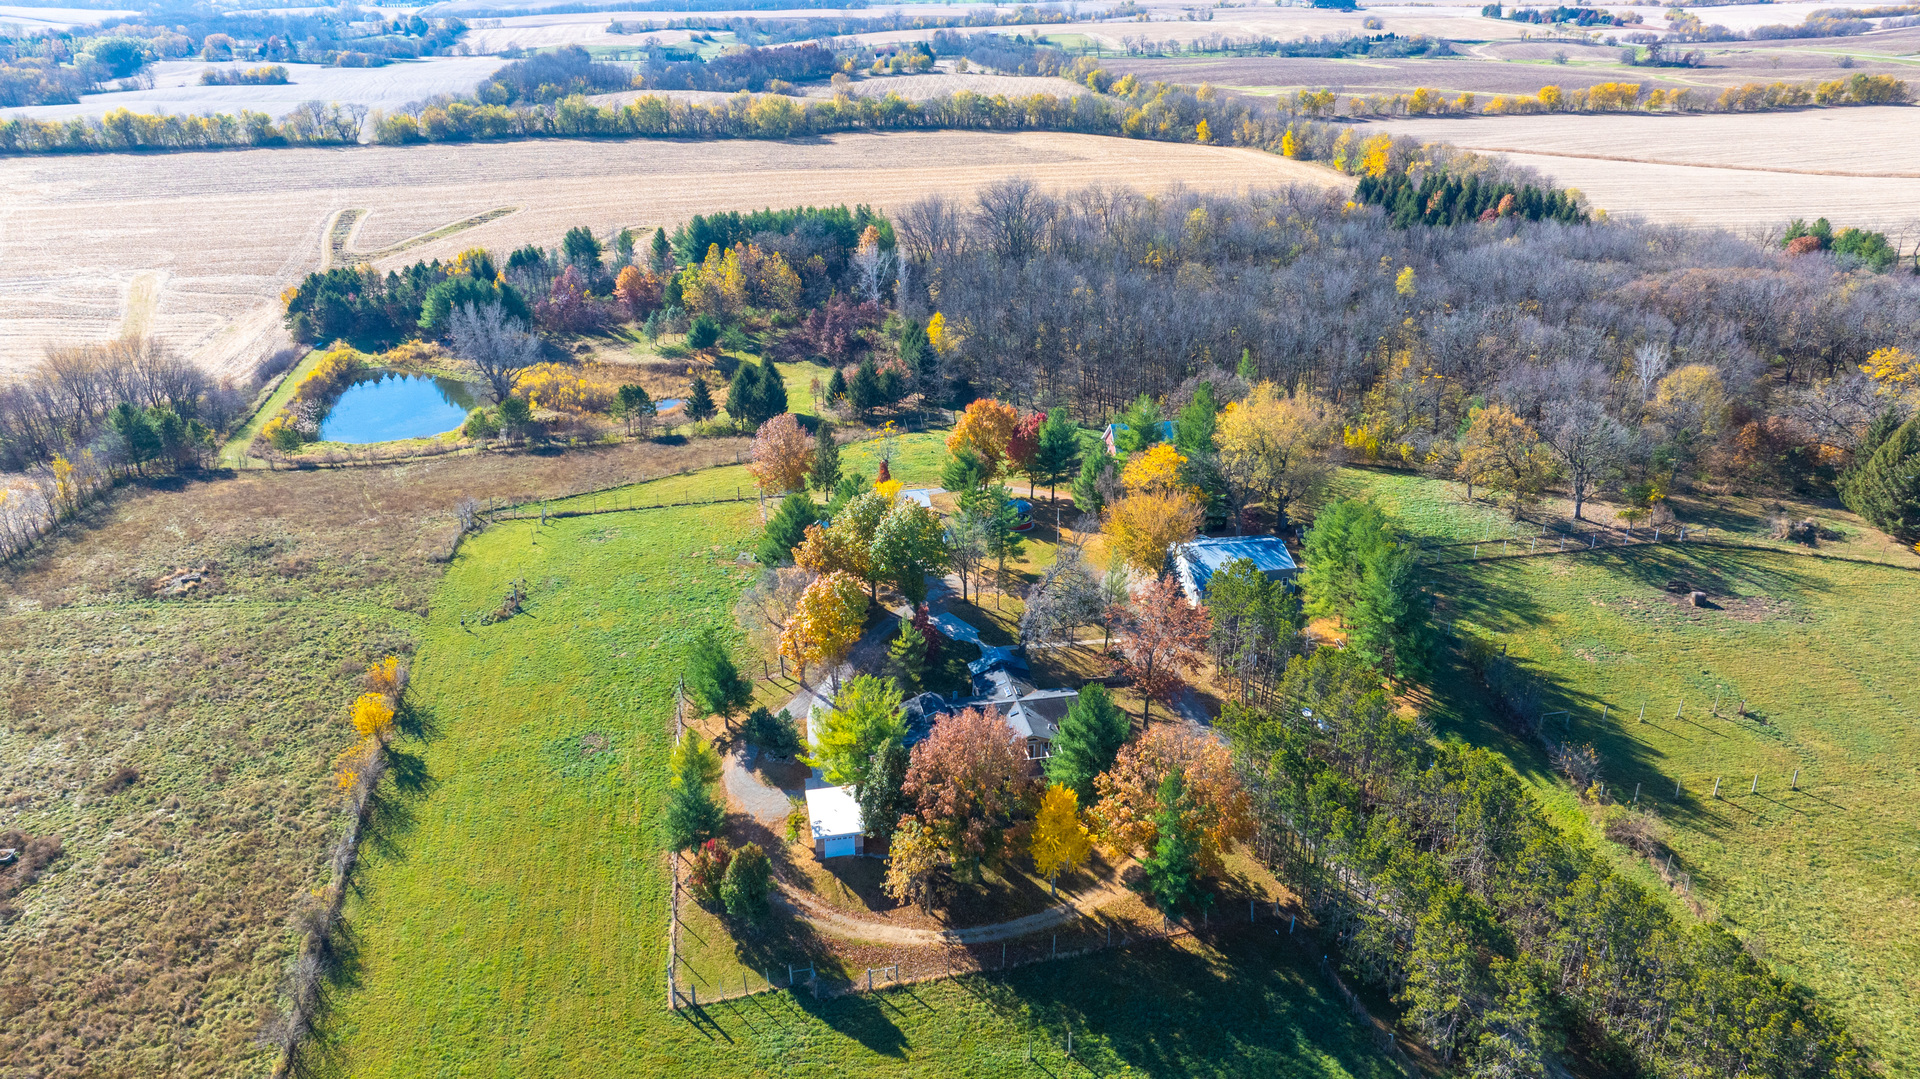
[1171,535,1299,604]
[1102,420,1177,456]
[805,784,865,859]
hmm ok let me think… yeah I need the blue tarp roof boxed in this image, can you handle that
[1172,536,1298,601]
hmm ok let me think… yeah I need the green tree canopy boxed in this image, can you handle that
[803,674,906,791]
[1045,683,1131,802]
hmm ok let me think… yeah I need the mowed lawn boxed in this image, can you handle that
[1343,474,1920,1070]
[319,460,1398,1078]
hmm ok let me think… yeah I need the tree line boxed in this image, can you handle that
[894,180,1919,514]
[1226,645,1866,1077]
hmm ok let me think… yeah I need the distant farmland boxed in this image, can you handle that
[0,131,1346,381]
[1374,106,1920,231]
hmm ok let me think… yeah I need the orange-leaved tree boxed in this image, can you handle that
[748,413,814,494]
[1111,573,1211,724]
[1089,724,1251,876]
[946,398,1020,480]
[901,706,1035,882]
[614,265,663,320]
[778,570,867,687]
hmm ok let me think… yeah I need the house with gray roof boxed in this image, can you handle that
[1170,535,1299,604]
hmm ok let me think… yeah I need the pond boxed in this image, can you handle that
[319,369,484,444]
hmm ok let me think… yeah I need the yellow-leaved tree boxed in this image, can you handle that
[1103,490,1204,573]
[1216,382,1339,527]
[927,311,955,353]
[1030,784,1093,897]
[1120,443,1191,497]
[1456,404,1554,516]
[350,692,395,742]
[779,571,867,686]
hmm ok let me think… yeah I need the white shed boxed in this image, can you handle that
[805,784,865,859]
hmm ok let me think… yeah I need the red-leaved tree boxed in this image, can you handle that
[1112,574,1211,725]
[902,706,1035,881]
[1007,412,1044,497]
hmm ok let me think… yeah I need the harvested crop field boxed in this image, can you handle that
[0,58,509,124]
[1375,106,1920,229]
[0,131,1346,381]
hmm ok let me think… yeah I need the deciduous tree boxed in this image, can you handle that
[1103,490,1204,575]
[804,674,905,790]
[902,706,1034,882]
[1090,724,1251,877]
[883,818,956,912]
[748,412,812,494]
[1217,382,1338,529]
[1457,405,1553,517]
[1111,574,1211,724]
[946,397,1020,480]
[1031,784,1093,896]
[778,571,866,686]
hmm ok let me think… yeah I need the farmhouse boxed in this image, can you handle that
[1102,419,1177,456]
[804,783,865,859]
[903,651,1078,764]
[1170,535,1299,604]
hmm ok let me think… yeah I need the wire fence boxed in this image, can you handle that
[667,895,1420,1076]
[1424,522,1710,565]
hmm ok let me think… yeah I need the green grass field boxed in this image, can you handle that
[317,458,1399,1078]
[1341,468,1920,1071]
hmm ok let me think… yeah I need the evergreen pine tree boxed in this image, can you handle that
[810,422,841,491]
[1140,770,1204,914]
[850,358,884,414]
[666,780,725,851]
[726,362,758,424]
[685,372,716,422]
[1033,407,1083,503]
[754,360,788,421]
[1175,381,1219,458]
[650,226,671,272]
[1841,407,1905,507]
[758,491,819,565]
[826,366,849,405]
[1044,684,1130,802]
[887,619,927,690]
[1236,348,1257,382]
[1845,412,1920,541]
[686,628,754,729]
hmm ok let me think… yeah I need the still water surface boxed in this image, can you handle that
[319,370,482,444]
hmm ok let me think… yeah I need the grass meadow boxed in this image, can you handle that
[1342,468,1920,1071]
[316,457,1398,1078]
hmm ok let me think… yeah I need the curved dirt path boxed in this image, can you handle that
[775,878,1136,946]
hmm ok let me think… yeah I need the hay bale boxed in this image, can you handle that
[1689,591,1708,608]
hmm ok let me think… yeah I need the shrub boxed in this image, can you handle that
[720,841,771,923]
[688,838,732,907]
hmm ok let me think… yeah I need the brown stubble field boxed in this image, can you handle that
[1373,105,1920,232]
[0,436,747,1079]
[0,131,1345,382]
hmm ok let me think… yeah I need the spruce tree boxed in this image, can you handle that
[856,737,910,842]
[850,358,884,414]
[758,491,819,565]
[1845,412,1920,541]
[1033,407,1083,503]
[685,372,716,422]
[686,628,753,729]
[810,421,841,491]
[666,780,725,852]
[726,362,758,424]
[650,226,671,272]
[826,366,849,405]
[1140,770,1204,914]
[754,360,788,421]
[1045,684,1130,802]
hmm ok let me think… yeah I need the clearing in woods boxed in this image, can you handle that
[1340,468,1920,1072]
[0,132,1346,382]
[314,457,1401,1079]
